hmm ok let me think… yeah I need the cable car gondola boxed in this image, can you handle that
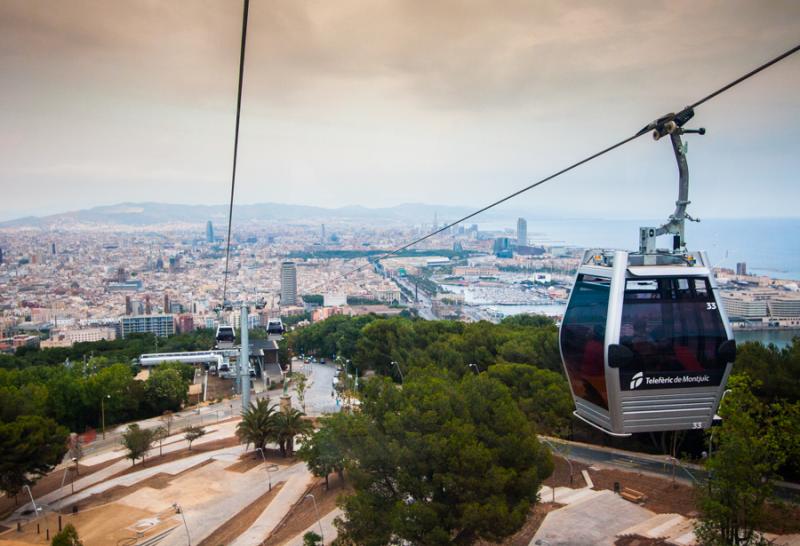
[215,324,236,348]
[559,110,736,436]
[266,318,285,336]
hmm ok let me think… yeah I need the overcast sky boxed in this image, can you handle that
[0,1,798,221]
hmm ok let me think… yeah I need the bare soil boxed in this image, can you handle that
[198,482,284,546]
[0,456,122,519]
[262,473,349,546]
[589,467,698,517]
[107,436,241,479]
[0,503,177,546]
[224,449,293,473]
[588,465,800,535]
[61,459,214,513]
[616,536,673,546]
[476,503,564,546]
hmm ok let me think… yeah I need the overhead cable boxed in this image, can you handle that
[325,42,800,285]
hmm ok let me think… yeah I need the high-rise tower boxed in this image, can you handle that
[206,220,214,243]
[517,217,527,247]
[280,262,297,306]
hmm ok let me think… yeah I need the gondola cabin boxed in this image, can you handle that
[215,324,236,348]
[559,249,736,436]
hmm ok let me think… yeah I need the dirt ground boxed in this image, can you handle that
[616,536,673,546]
[61,459,214,513]
[476,503,564,546]
[197,482,284,546]
[107,435,240,479]
[204,375,235,400]
[0,456,123,520]
[262,473,349,546]
[0,502,177,546]
[589,467,698,517]
[224,449,294,473]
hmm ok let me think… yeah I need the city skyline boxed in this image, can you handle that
[1,2,799,221]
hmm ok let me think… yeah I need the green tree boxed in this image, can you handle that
[0,415,69,498]
[145,366,188,414]
[237,398,278,452]
[152,426,168,456]
[297,416,346,489]
[696,375,800,545]
[335,373,553,545]
[487,363,573,436]
[184,425,206,451]
[294,373,308,412]
[273,408,312,457]
[302,531,322,546]
[733,339,800,403]
[51,523,83,546]
[120,424,155,466]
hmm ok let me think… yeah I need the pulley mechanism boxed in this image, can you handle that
[638,108,705,257]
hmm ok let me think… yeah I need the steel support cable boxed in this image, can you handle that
[321,42,800,287]
[222,0,250,304]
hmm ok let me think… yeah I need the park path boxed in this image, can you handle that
[229,462,313,546]
[32,420,241,509]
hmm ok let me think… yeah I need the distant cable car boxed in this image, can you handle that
[215,324,236,347]
[559,110,736,436]
[266,318,285,336]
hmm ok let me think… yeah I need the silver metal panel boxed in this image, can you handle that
[604,250,628,433]
[618,387,718,433]
[627,266,710,277]
[560,266,613,433]
[575,398,613,431]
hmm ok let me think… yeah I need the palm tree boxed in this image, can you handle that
[236,398,278,452]
[273,408,312,457]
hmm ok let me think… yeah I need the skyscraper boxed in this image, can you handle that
[51,242,56,255]
[321,223,326,243]
[206,220,214,243]
[0,247,3,265]
[517,217,527,247]
[280,261,297,306]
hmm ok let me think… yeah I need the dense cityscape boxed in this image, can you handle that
[1,2,799,545]
[1,213,799,353]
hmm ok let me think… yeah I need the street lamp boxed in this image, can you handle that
[390,361,404,383]
[305,494,324,543]
[468,363,480,375]
[101,394,111,439]
[173,503,191,546]
[256,447,279,491]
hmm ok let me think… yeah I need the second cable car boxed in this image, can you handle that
[559,109,737,436]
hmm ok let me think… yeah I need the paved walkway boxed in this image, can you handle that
[531,489,654,546]
[21,420,243,515]
[229,463,313,546]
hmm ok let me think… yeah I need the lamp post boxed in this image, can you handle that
[468,363,480,375]
[390,361,404,383]
[101,394,111,439]
[256,447,279,491]
[305,494,324,543]
[173,503,191,546]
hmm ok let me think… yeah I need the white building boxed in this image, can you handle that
[324,293,347,307]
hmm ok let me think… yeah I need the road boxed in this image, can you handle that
[288,360,340,416]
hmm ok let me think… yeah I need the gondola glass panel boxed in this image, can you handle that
[560,275,611,410]
[618,277,729,392]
